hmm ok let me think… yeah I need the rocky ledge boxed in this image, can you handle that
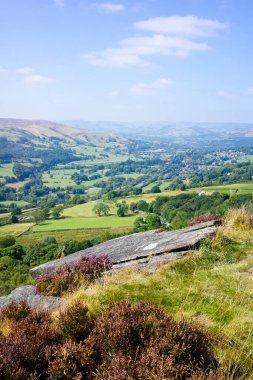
[0,285,66,311]
[30,221,219,278]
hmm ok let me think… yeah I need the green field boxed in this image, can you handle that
[32,215,136,232]
[42,170,76,188]
[193,182,253,195]
[0,200,29,207]
[115,173,142,179]
[0,223,34,237]
[143,180,172,192]
[117,190,184,204]
[18,226,132,245]
[62,201,116,218]
[6,180,31,189]
[0,163,15,181]
[237,154,253,163]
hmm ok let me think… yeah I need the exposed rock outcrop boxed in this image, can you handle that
[0,285,66,311]
[30,221,219,278]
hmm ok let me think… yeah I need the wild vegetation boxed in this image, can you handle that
[0,207,252,379]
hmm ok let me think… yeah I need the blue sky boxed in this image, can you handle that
[0,0,253,122]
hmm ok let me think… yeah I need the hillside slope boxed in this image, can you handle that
[0,118,127,145]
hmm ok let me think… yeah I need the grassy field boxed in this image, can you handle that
[17,226,132,245]
[0,200,29,207]
[0,223,34,237]
[117,190,184,204]
[0,163,15,182]
[143,180,172,192]
[193,182,253,195]
[42,169,76,188]
[62,201,116,218]
[237,154,253,163]
[6,180,31,189]
[32,215,136,232]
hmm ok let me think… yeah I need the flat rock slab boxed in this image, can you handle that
[30,221,218,278]
[0,285,66,312]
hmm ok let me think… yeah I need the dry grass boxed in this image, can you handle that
[219,207,253,240]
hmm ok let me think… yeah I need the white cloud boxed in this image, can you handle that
[135,15,227,37]
[83,15,227,68]
[0,66,8,73]
[16,67,35,74]
[84,34,210,68]
[130,78,173,95]
[53,0,64,7]
[25,75,55,84]
[217,90,232,97]
[93,3,125,13]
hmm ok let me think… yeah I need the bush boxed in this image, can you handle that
[36,255,112,297]
[48,340,95,380]
[89,301,219,379]
[0,235,16,248]
[0,310,62,379]
[36,264,79,297]
[0,300,222,379]
[57,301,93,342]
[0,301,31,322]
[188,214,220,226]
[73,255,112,280]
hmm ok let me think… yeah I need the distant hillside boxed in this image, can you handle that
[0,118,126,145]
[64,120,253,147]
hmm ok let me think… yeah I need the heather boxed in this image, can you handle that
[0,300,222,380]
[36,255,112,296]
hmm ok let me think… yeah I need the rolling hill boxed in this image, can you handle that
[0,118,127,146]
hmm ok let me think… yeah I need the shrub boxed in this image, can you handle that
[36,264,79,297]
[88,301,219,379]
[0,235,16,248]
[0,301,32,322]
[0,300,222,379]
[36,255,112,297]
[48,340,95,380]
[188,214,220,226]
[57,301,93,342]
[73,255,112,280]
[0,310,62,379]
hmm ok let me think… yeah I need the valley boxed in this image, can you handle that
[0,118,252,297]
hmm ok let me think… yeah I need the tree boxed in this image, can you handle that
[145,213,161,229]
[132,188,142,195]
[40,207,50,220]
[93,202,110,216]
[137,200,149,212]
[0,236,16,248]
[10,215,19,224]
[150,185,161,194]
[116,202,129,217]
[129,202,137,212]
[52,205,63,219]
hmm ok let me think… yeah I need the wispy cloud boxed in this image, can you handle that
[135,15,227,37]
[83,15,227,68]
[216,90,234,98]
[53,0,64,7]
[247,87,253,96]
[16,67,35,74]
[0,66,8,73]
[130,78,173,95]
[93,3,125,13]
[25,75,55,84]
